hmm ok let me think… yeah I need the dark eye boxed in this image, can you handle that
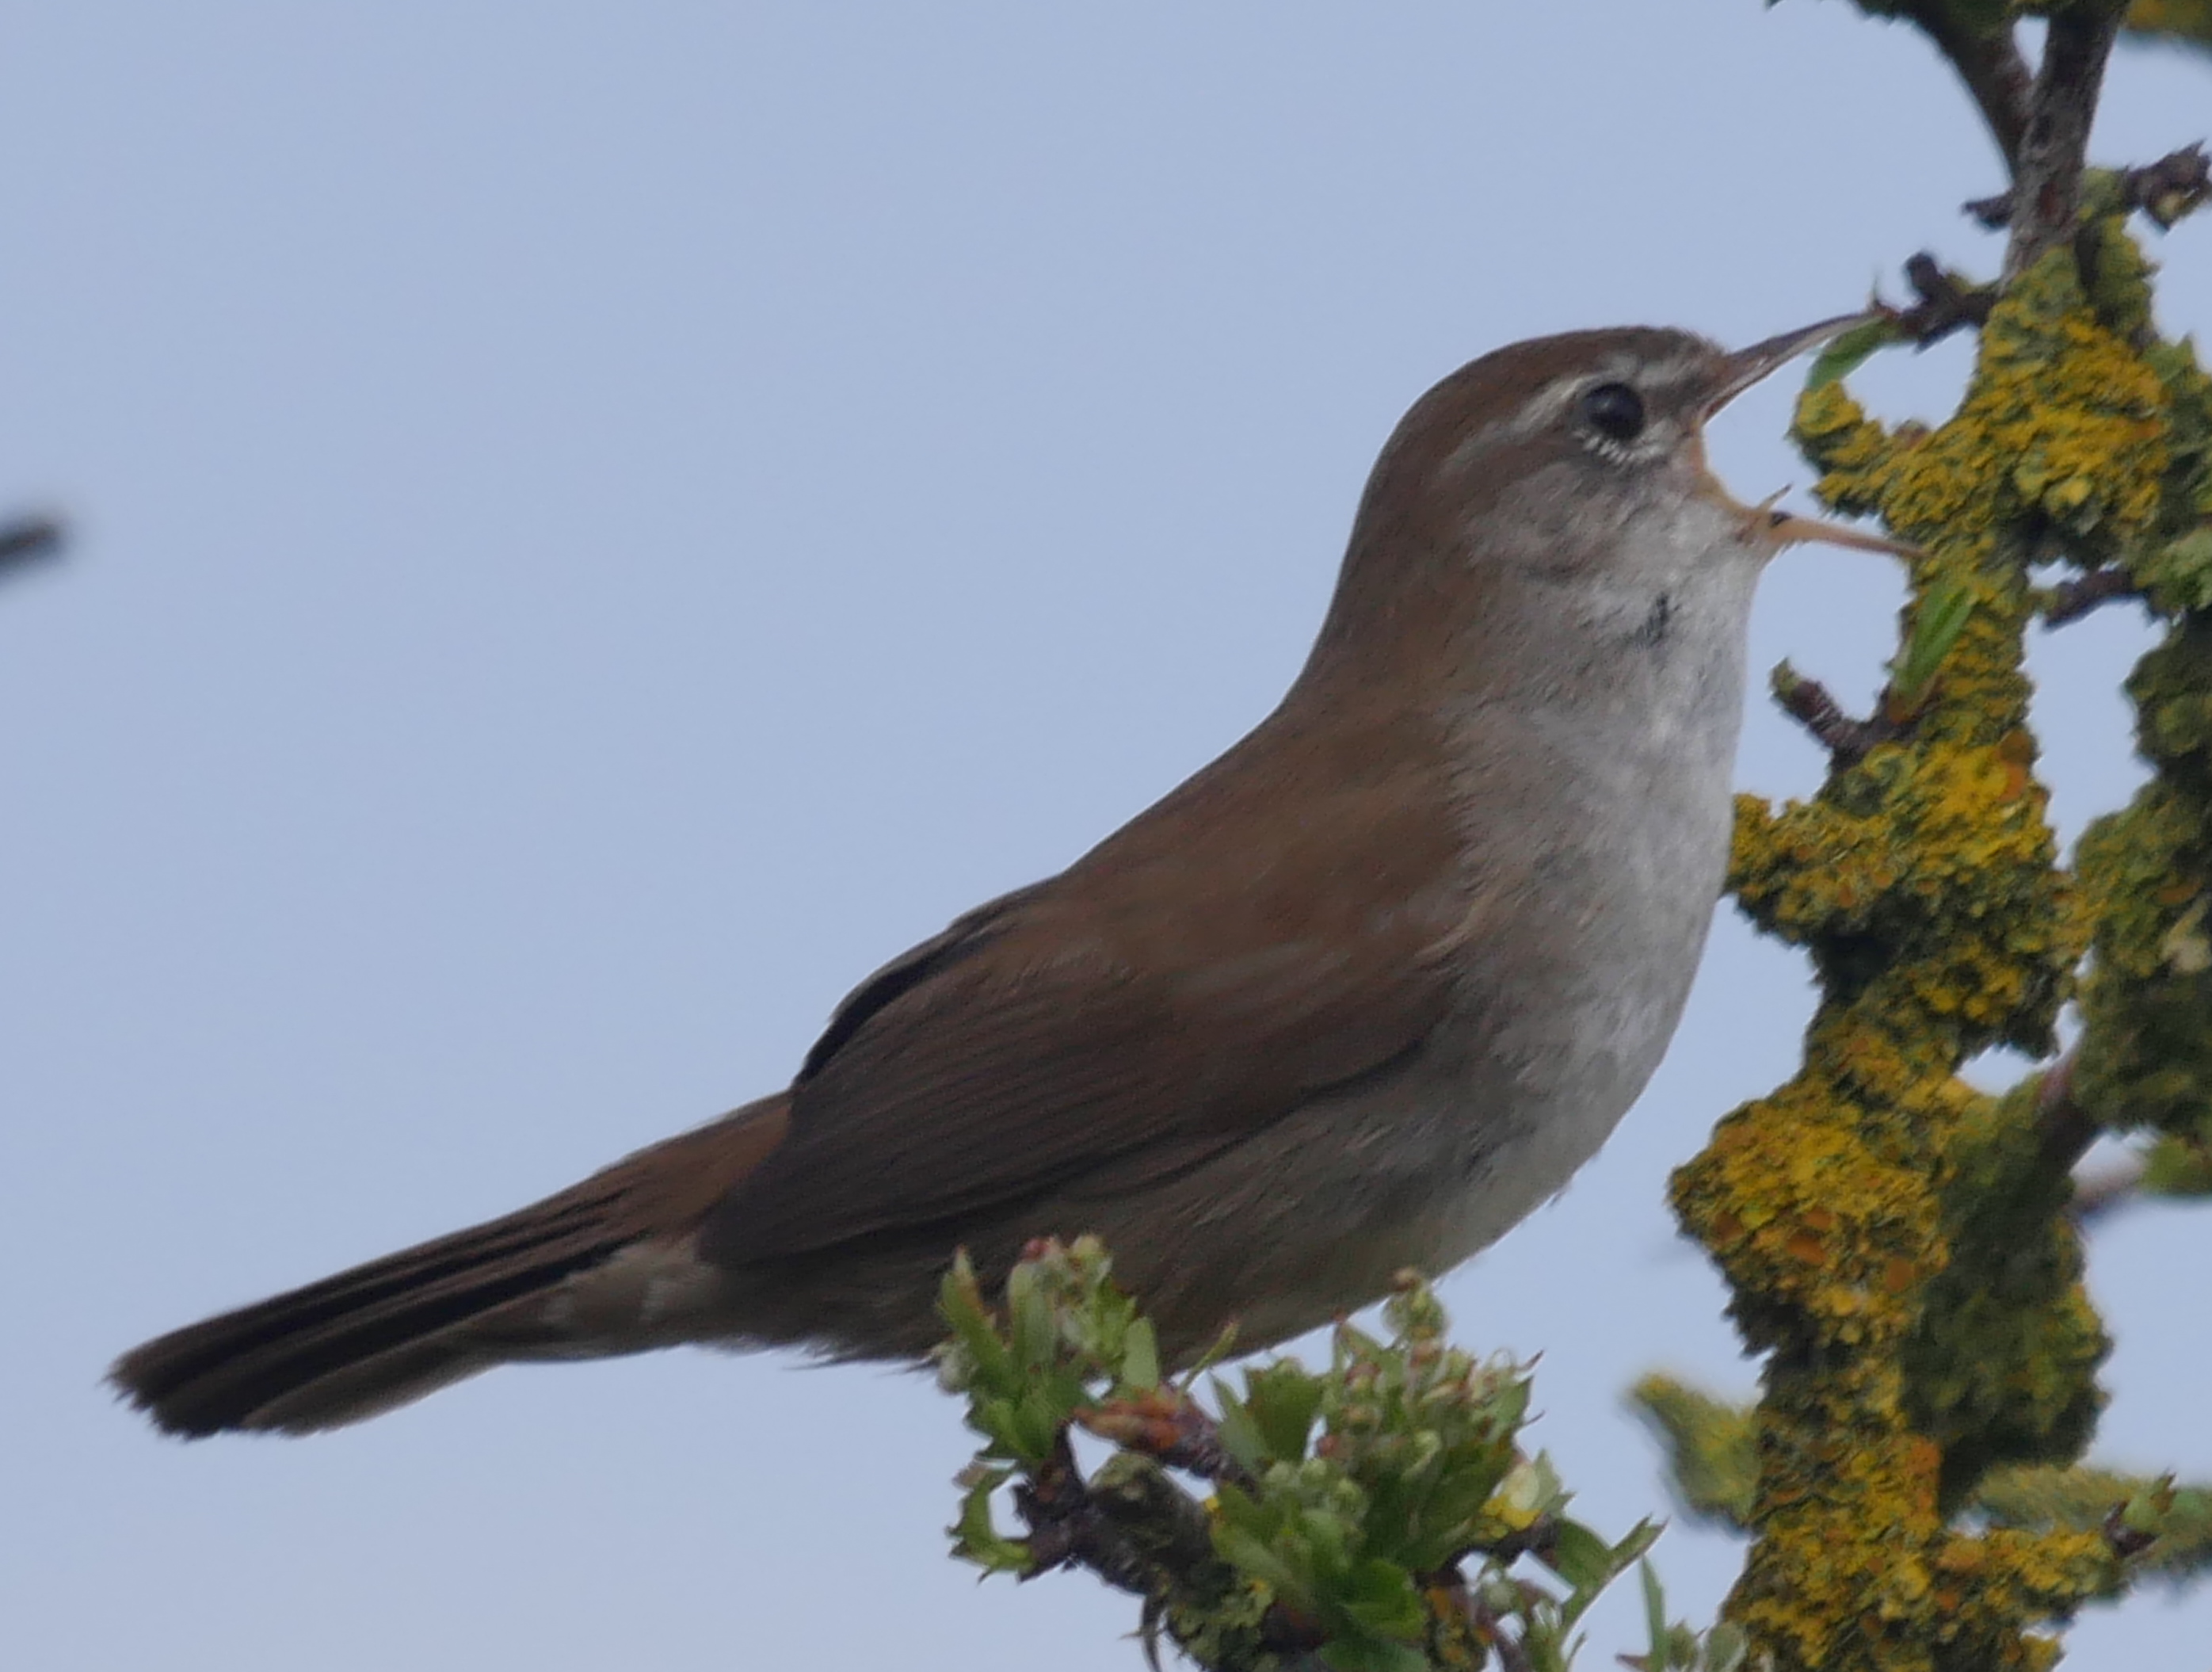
[1579,381,1646,443]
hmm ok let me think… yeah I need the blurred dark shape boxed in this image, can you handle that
[0,513,63,579]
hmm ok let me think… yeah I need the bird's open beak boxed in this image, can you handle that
[1703,312,1871,417]
[1696,311,1913,560]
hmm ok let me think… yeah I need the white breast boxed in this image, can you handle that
[1416,529,1763,1266]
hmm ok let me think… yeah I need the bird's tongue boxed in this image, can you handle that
[1692,438,1915,559]
[1746,494,1915,558]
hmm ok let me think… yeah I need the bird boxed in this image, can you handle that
[113,315,1898,1439]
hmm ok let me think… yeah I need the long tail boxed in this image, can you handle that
[110,1097,789,1437]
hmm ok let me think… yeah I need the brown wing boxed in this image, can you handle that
[704,699,1470,1264]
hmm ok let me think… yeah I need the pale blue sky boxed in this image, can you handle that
[2,5,2206,1667]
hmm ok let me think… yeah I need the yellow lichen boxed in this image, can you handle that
[1665,247,2189,1667]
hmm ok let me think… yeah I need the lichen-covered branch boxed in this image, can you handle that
[1631,1377,2212,1586]
[1969,143,2212,233]
[1685,239,2202,1659]
[2123,0,2212,53]
[2004,5,2128,281]
[1663,8,2212,1661]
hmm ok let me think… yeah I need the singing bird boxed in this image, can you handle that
[114,316,1895,1438]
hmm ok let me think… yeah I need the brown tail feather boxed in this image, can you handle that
[111,1195,632,1436]
[110,1096,791,1437]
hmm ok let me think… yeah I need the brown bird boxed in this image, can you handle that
[114,316,1895,1437]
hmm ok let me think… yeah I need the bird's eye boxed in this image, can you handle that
[1578,382,1646,443]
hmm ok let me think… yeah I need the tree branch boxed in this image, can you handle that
[1966,140,2212,231]
[2005,5,2129,281]
[2031,1050,2102,1195]
[2068,1151,2148,1225]
[1890,251,1996,348]
[1772,662,1896,768]
[2042,564,2144,625]
[1900,2,2034,170]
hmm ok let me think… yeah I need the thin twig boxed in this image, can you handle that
[1773,663,1896,769]
[2069,1152,2148,1226]
[2042,565,2143,625]
[2004,5,2128,281]
[1076,1388,1252,1487]
[1463,1590,1538,1672]
[1900,2,2034,170]
[2104,1502,2160,1560]
[1044,1441,1333,1670]
[2132,140,2212,229]
[2031,1051,2103,1194]
[1016,1433,1157,1596]
[1967,141,2212,231]
[1890,252,1995,349]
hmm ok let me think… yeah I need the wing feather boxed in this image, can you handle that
[706,701,1468,1263]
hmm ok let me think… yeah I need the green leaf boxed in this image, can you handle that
[1245,1361,1326,1464]
[1212,1522,1310,1608]
[948,1466,1032,1575]
[1489,1372,1532,1430]
[1334,1559,1425,1638]
[937,1252,1013,1393]
[1549,1516,1657,1632]
[1299,1506,1355,1582]
[1804,316,1896,391]
[1213,1380,1269,1475]
[1703,1620,1751,1672]
[973,1396,1025,1456]
[1543,1517,1619,1590]
[1185,1320,1241,1380]
[1119,1317,1160,1391]
[1007,1262,1056,1373]
[1612,1518,1665,1569]
[1319,1634,1431,1672]
[1210,1479,1274,1537]
[1008,1386,1069,1461]
[1889,576,1975,710]
[1640,1559,1669,1665]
